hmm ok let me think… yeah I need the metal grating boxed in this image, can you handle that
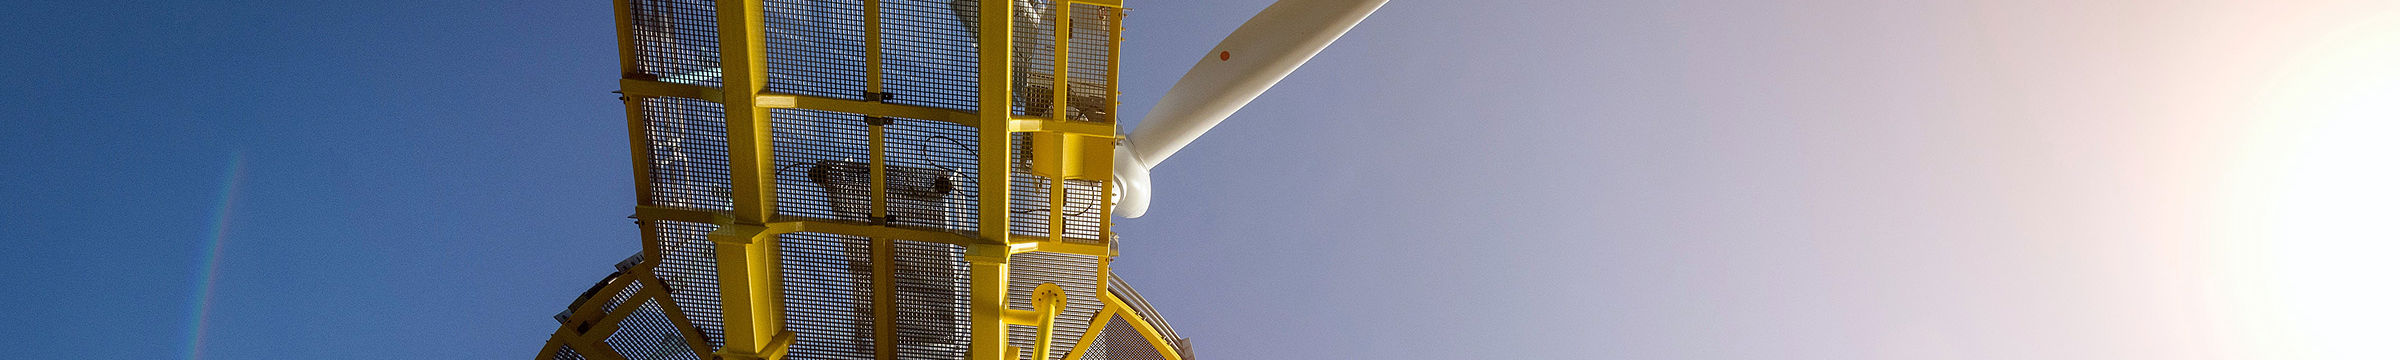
[780,232,877,360]
[894,239,970,360]
[1096,317,1167,360]
[1006,252,1104,360]
[1061,179,1105,242]
[642,97,734,212]
[1077,324,1108,360]
[653,220,726,350]
[599,278,645,316]
[1009,0,1058,116]
[552,345,587,360]
[881,0,982,110]
[1063,4,1114,122]
[882,118,981,232]
[627,0,722,86]
[764,0,870,99]
[1008,133,1051,237]
[773,108,875,221]
[603,299,708,360]
[1105,275,1179,344]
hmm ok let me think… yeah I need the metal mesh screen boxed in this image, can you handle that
[603,299,708,360]
[1096,317,1167,360]
[552,345,587,360]
[643,97,734,212]
[1009,0,1058,116]
[894,239,969,360]
[780,232,877,360]
[599,278,645,316]
[653,220,726,350]
[1008,133,1050,236]
[1105,275,1178,344]
[1061,179,1105,242]
[627,0,722,86]
[881,0,982,110]
[1005,252,1103,360]
[764,0,870,99]
[772,108,875,221]
[882,118,980,232]
[1077,325,1107,360]
[1063,4,1114,122]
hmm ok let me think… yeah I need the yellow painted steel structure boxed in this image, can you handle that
[536,1,1188,360]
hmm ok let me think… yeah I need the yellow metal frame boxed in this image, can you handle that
[551,1,1173,360]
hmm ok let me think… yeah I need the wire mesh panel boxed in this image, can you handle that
[603,299,709,360]
[894,239,970,360]
[1009,0,1059,116]
[1076,325,1108,360]
[1061,179,1105,242]
[1007,133,1051,237]
[881,0,981,110]
[1063,4,1115,122]
[627,0,722,86]
[882,118,981,232]
[772,109,875,221]
[1105,276,1178,344]
[642,97,734,212]
[779,232,877,360]
[653,220,726,351]
[598,278,646,316]
[552,345,588,360]
[1005,252,1103,360]
[764,0,870,99]
[1095,317,1167,360]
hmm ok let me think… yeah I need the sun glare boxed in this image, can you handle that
[2231,11,2400,360]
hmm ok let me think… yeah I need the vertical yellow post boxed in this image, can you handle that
[714,0,785,358]
[975,1,1017,360]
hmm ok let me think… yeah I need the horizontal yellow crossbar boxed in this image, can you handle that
[1007,117,1117,136]
[620,79,980,126]
[633,206,994,246]
[1004,237,1112,257]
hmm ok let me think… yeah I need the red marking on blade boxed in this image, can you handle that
[1219,51,1230,61]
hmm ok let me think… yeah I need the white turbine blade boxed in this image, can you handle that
[1124,0,1387,169]
[1112,0,1386,218]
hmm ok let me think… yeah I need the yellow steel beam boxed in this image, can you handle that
[966,245,1012,360]
[631,206,990,246]
[621,79,726,102]
[1051,2,1070,125]
[706,224,789,359]
[708,0,789,357]
[620,79,980,126]
[758,93,978,124]
[1003,236,1112,257]
[973,0,1020,358]
[1006,117,1116,136]
[870,237,896,360]
[715,0,774,223]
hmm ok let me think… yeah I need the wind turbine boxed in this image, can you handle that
[539,1,1387,359]
[1112,0,1388,219]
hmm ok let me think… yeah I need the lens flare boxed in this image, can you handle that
[2228,11,2400,360]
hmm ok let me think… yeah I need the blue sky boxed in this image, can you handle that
[6,0,2399,359]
